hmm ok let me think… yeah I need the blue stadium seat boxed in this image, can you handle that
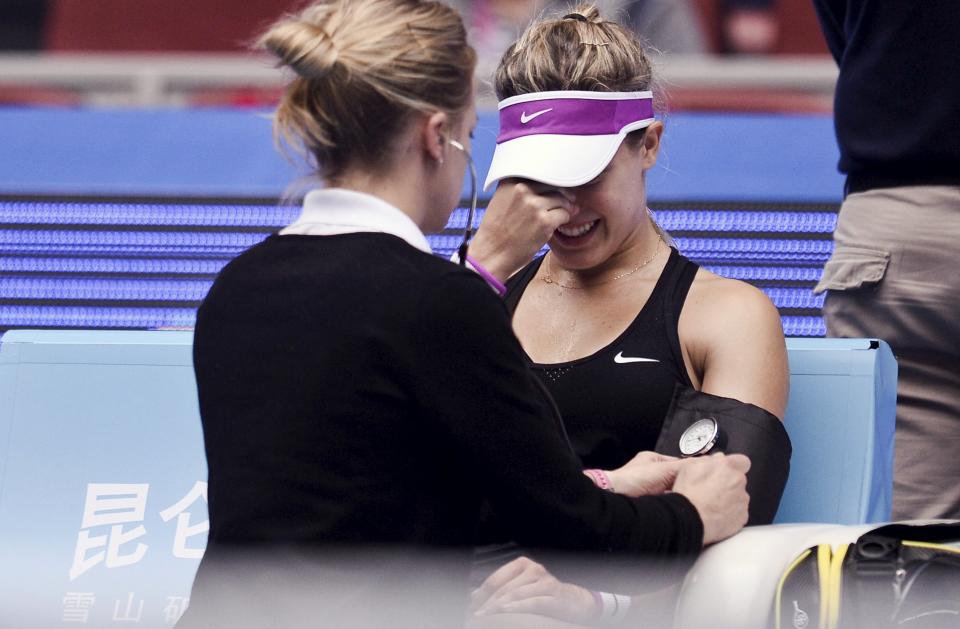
[0,109,844,335]
[775,338,897,524]
[0,198,834,336]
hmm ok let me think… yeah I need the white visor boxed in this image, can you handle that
[484,90,655,190]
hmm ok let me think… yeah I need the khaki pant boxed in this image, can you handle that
[814,186,960,520]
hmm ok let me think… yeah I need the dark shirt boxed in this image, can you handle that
[505,248,699,470]
[189,233,703,616]
[813,0,960,193]
[0,1,48,50]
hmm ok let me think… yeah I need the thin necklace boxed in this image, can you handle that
[542,234,663,289]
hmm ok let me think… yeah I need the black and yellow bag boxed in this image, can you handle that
[775,523,960,629]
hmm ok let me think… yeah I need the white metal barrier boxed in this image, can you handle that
[0,53,838,107]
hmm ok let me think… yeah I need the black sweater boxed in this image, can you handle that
[192,233,702,563]
[813,0,960,193]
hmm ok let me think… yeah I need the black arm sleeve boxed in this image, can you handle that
[409,272,703,557]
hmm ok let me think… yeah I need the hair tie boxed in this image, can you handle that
[562,13,588,22]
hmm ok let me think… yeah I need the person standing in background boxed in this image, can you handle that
[812,0,960,520]
[0,0,49,50]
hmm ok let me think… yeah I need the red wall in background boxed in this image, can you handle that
[46,0,301,51]
[694,0,829,54]
[49,0,828,54]
[774,0,829,54]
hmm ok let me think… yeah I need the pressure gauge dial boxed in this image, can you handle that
[679,417,720,457]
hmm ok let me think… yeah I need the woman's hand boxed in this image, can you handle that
[673,453,751,545]
[471,557,597,624]
[467,179,572,283]
[604,451,684,497]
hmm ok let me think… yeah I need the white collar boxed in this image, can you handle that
[280,188,432,254]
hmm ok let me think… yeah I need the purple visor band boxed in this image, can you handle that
[497,96,654,143]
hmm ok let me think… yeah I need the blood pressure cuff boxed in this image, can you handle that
[654,384,791,525]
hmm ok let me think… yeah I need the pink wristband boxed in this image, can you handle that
[583,469,614,492]
[465,254,507,297]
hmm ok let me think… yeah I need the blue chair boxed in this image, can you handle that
[775,338,897,524]
[0,330,204,627]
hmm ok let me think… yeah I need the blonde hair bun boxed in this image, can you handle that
[256,0,475,183]
[260,18,340,80]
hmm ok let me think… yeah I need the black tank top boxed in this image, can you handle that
[505,247,699,470]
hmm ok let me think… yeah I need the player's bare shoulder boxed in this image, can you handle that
[680,268,782,339]
[680,268,789,420]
